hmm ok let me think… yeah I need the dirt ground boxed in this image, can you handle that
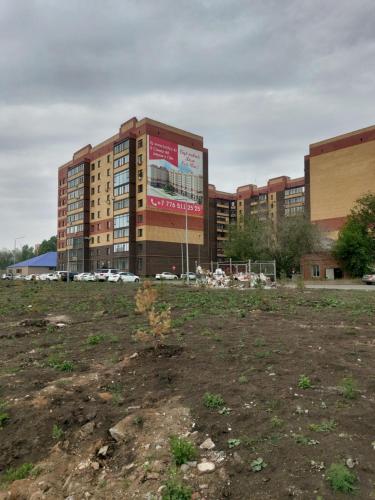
[0,281,374,499]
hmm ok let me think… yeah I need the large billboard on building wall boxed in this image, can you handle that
[147,135,204,215]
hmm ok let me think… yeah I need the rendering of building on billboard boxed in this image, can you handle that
[147,135,204,215]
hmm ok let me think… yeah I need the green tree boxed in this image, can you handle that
[19,245,35,261]
[225,215,320,276]
[275,216,321,276]
[333,194,375,276]
[38,236,57,255]
[225,217,275,261]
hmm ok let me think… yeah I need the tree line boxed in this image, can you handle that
[0,236,57,270]
[224,193,375,278]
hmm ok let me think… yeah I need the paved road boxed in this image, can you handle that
[287,283,375,291]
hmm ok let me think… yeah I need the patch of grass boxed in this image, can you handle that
[162,476,192,500]
[52,424,64,440]
[47,356,74,372]
[238,375,248,384]
[270,416,284,428]
[203,392,225,409]
[169,436,198,466]
[292,433,319,446]
[340,376,358,400]
[309,419,337,433]
[87,334,105,345]
[253,337,266,347]
[298,374,312,389]
[326,463,358,493]
[2,463,35,483]
[132,415,144,427]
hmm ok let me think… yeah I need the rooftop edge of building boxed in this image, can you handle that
[310,123,375,157]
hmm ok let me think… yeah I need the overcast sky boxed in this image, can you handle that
[1,0,375,249]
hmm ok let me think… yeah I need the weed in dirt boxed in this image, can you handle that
[255,350,272,359]
[132,415,144,427]
[254,337,266,347]
[1,463,35,483]
[309,419,337,433]
[298,374,312,389]
[46,324,57,334]
[340,376,358,400]
[250,457,267,472]
[270,416,284,428]
[162,474,192,500]
[169,436,198,466]
[218,406,231,415]
[47,356,74,372]
[52,424,64,440]
[0,402,9,428]
[203,392,225,409]
[87,334,105,346]
[326,463,358,493]
[107,383,124,405]
[292,434,319,446]
[238,375,248,384]
[228,438,241,448]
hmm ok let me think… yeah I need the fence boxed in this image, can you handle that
[198,260,277,282]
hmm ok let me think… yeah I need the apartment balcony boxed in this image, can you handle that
[217,203,229,209]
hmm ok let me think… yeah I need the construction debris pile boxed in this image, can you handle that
[194,266,276,288]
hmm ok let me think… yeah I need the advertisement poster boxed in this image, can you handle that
[147,135,204,215]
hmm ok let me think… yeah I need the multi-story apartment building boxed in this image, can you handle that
[305,124,375,239]
[208,176,305,261]
[57,117,208,275]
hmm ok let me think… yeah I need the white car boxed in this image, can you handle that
[74,272,96,282]
[46,273,59,281]
[180,272,197,280]
[94,269,119,281]
[108,272,140,283]
[362,273,375,285]
[155,272,179,280]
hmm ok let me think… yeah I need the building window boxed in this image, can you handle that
[114,228,129,238]
[67,175,84,189]
[98,160,101,167]
[114,198,129,211]
[97,236,100,243]
[98,173,101,180]
[138,228,143,237]
[138,199,143,208]
[138,139,143,148]
[107,169,110,176]
[137,214,143,223]
[107,181,110,190]
[68,163,85,177]
[98,198,101,205]
[91,200,94,207]
[97,211,101,218]
[114,154,129,169]
[114,213,129,228]
[311,265,320,278]
[138,169,143,180]
[107,234,110,242]
[91,187,94,195]
[107,154,111,163]
[91,175,95,182]
[114,169,129,187]
[91,212,94,220]
[107,208,110,216]
[114,139,129,155]
[91,163,95,171]
[97,185,101,193]
[137,257,143,271]
[137,154,143,166]
[114,243,129,253]
[138,184,143,193]
[114,184,129,196]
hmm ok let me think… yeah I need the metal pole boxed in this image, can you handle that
[181,242,184,276]
[185,201,189,284]
[67,246,70,284]
[230,258,232,275]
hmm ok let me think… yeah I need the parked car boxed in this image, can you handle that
[94,269,119,281]
[155,272,179,280]
[180,272,197,280]
[25,274,36,281]
[45,273,59,281]
[362,273,375,285]
[1,273,13,280]
[74,272,96,282]
[108,272,140,283]
[59,271,77,282]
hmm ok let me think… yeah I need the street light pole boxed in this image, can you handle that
[13,236,25,266]
[185,201,189,284]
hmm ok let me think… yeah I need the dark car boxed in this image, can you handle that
[59,271,78,282]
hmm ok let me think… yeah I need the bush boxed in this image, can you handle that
[169,436,198,466]
[203,392,225,409]
[326,463,358,493]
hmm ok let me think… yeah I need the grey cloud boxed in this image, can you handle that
[1,0,375,247]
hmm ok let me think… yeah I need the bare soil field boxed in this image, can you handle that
[0,281,374,499]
